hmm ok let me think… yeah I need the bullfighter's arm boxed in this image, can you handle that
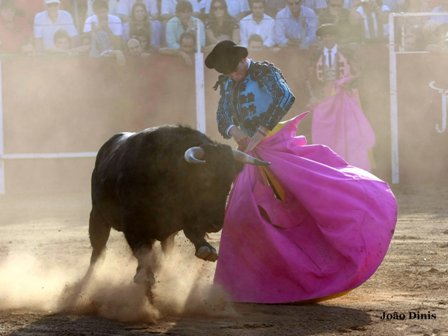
[257,63,296,131]
[216,78,236,139]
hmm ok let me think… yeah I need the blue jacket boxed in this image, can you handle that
[215,60,295,139]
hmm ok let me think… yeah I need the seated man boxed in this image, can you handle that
[83,0,123,57]
[274,0,318,49]
[33,0,79,52]
[240,0,276,48]
[165,0,205,49]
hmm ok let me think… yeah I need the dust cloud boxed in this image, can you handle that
[0,231,233,323]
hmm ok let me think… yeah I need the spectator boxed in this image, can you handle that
[240,0,276,48]
[351,0,390,43]
[83,0,123,57]
[33,0,79,52]
[424,0,448,32]
[48,29,90,55]
[247,33,264,51]
[0,0,34,54]
[159,31,196,66]
[204,0,250,20]
[165,0,205,49]
[274,0,318,49]
[116,0,159,22]
[123,2,161,49]
[302,0,328,13]
[130,30,152,52]
[205,0,239,49]
[264,0,286,18]
[306,24,375,170]
[319,0,362,44]
[126,37,151,59]
[382,0,406,11]
[161,0,201,22]
[86,0,120,17]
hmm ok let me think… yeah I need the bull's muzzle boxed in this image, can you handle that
[184,146,270,166]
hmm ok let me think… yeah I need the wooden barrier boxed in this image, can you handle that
[2,45,445,193]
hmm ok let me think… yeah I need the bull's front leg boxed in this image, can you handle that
[183,227,218,262]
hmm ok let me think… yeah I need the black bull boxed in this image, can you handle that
[89,125,269,286]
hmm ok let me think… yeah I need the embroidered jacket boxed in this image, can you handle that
[215,60,295,139]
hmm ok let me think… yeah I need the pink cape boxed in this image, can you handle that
[214,113,397,303]
[311,81,375,171]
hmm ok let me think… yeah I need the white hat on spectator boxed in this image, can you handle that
[44,0,61,4]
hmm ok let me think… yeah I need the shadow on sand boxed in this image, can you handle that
[6,303,371,336]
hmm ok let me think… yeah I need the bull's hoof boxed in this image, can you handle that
[195,245,218,262]
[133,269,156,286]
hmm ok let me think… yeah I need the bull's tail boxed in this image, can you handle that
[89,207,111,265]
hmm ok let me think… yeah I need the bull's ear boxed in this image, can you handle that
[232,150,270,166]
[184,146,206,164]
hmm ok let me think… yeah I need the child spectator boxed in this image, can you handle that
[159,31,196,66]
[48,29,90,55]
[33,0,79,52]
[0,0,34,54]
[247,33,264,51]
[126,37,151,59]
[240,0,275,48]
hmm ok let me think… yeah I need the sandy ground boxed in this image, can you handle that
[0,184,447,336]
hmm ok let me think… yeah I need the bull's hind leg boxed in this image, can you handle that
[183,227,218,262]
[89,207,111,265]
[123,228,156,286]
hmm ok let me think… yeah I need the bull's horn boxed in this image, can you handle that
[232,150,270,166]
[184,147,206,164]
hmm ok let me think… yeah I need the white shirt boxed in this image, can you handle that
[240,13,276,47]
[323,45,337,67]
[33,10,78,50]
[86,0,120,17]
[83,14,123,37]
[161,0,200,16]
[116,0,159,18]
[204,0,250,18]
[302,0,328,11]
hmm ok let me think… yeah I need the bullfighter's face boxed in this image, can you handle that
[226,58,249,82]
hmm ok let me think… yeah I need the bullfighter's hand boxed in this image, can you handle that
[246,127,268,152]
[230,126,249,149]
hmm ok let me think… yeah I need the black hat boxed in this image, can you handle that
[316,23,338,38]
[205,40,248,74]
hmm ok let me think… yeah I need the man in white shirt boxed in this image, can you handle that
[83,0,123,57]
[161,0,201,21]
[165,0,205,49]
[240,0,275,48]
[274,0,318,49]
[33,0,79,51]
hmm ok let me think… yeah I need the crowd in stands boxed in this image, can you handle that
[0,0,447,66]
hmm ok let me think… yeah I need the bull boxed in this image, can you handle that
[88,125,269,287]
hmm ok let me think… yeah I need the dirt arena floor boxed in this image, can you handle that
[0,183,447,336]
